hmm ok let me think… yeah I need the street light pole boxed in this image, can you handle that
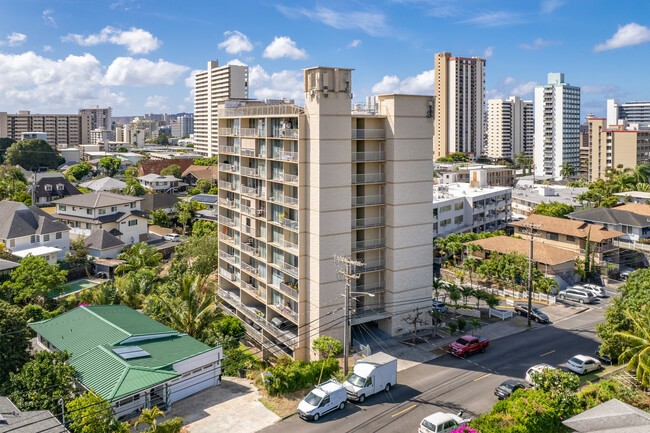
[522,222,542,327]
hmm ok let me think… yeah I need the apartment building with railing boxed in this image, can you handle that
[216,67,433,361]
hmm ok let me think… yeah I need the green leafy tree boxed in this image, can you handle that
[8,350,77,413]
[66,392,124,433]
[152,134,170,146]
[560,162,576,178]
[0,166,29,201]
[124,179,147,196]
[114,268,157,309]
[213,315,246,351]
[117,146,128,153]
[115,243,162,274]
[149,417,183,433]
[533,201,575,218]
[196,178,212,192]
[150,209,171,228]
[193,156,219,166]
[191,220,218,237]
[0,137,16,162]
[66,162,93,182]
[98,157,121,177]
[174,200,206,233]
[3,255,67,304]
[0,300,31,387]
[124,166,138,179]
[66,237,90,270]
[135,406,165,430]
[449,152,470,162]
[613,307,650,387]
[160,164,182,179]
[312,336,343,359]
[6,139,61,169]
[169,234,219,277]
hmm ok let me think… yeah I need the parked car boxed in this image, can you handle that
[580,284,607,298]
[298,379,347,421]
[494,379,527,400]
[343,352,397,403]
[619,266,635,280]
[567,354,602,375]
[594,346,612,365]
[419,411,472,433]
[514,305,549,323]
[271,316,291,330]
[557,288,596,304]
[448,335,489,358]
[432,300,448,314]
[525,363,556,386]
[163,233,181,242]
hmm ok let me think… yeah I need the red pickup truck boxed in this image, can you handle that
[448,335,489,358]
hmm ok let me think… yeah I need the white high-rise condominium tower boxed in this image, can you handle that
[434,52,485,159]
[607,99,650,126]
[533,73,581,178]
[215,67,433,361]
[194,60,249,157]
[487,96,533,160]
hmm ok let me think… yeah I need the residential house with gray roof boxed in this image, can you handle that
[0,201,70,263]
[79,177,127,193]
[0,397,67,433]
[33,177,80,205]
[569,207,650,242]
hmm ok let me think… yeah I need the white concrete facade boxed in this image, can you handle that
[607,99,650,126]
[487,96,533,159]
[194,60,249,157]
[79,106,112,131]
[534,73,581,178]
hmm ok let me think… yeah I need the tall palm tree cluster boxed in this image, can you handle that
[575,164,650,208]
[434,230,507,264]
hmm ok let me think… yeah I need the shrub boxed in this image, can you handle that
[264,357,340,395]
[456,317,467,332]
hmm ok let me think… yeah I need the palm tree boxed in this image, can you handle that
[158,274,221,342]
[135,406,165,430]
[560,162,575,178]
[115,243,162,274]
[632,164,650,184]
[462,256,480,288]
[432,278,445,301]
[460,285,474,306]
[447,284,462,315]
[471,318,482,336]
[485,294,500,310]
[615,308,650,388]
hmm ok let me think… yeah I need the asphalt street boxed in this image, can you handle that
[260,296,609,433]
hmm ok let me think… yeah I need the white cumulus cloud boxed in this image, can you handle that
[511,81,538,96]
[145,95,168,110]
[593,23,650,52]
[504,76,516,85]
[349,39,362,48]
[42,9,57,27]
[483,46,494,58]
[263,36,308,60]
[43,45,53,52]
[1,32,27,47]
[218,30,254,54]
[371,69,434,95]
[62,26,161,54]
[104,57,189,86]
[226,59,247,66]
[247,65,303,102]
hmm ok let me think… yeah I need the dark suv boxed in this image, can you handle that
[514,305,549,323]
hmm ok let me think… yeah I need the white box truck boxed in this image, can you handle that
[343,352,397,403]
[297,379,347,422]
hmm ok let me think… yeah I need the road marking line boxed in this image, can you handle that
[540,350,555,357]
[473,373,492,382]
[391,404,417,417]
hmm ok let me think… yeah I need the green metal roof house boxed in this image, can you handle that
[29,305,222,420]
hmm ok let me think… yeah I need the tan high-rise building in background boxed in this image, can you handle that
[434,52,486,160]
[194,60,249,157]
[215,67,433,361]
[78,106,112,130]
[486,96,533,160]
[0,111,90,148]
[588,117,650,181]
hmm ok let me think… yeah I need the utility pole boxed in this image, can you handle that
[522,222,542,327]
[335,255,364,376]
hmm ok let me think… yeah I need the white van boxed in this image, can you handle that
[343,352,397,403]
[297,379,347,422]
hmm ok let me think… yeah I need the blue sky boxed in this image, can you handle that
[0,0,649,117]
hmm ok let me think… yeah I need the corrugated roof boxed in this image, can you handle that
[511,214,624,242]
[468,236,579,266]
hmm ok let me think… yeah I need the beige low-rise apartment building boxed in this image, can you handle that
[0,110,91,148]
[588,117,650,181]
[215,67,433,361]
[511,214,624,266]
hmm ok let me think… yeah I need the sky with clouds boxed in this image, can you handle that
[0,0,649,117]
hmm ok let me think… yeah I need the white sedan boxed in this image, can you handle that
[163,233,181,242]
[567,355,602,375]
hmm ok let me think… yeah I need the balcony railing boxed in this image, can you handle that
[219,145,236,154]
[283,196,298,207]
[241,148,256,157]
[351,129,386,140]
[351,195,386,207]
[219,198,235,208]
[218,215,236,227]
[219,251,239,266]
[218,233,235,244]
[219,163,237,172]
[279,151,297,161]
[279,129,299,139]
[279,261,298,278]
[241,186,262,197]
[352,216,386,229]
[241,243,259,256]
[352,238,385,252]
[282,173,298,183]
[279,217,299,231]
[241,224,257,237]
[218,268,238,283]
[220,128,233,136]
[360,259,385,272]
[278,282,299,300]
[241,262,258,275]
[240,167,259,177]
[218,181,232,190]
[351,173,386,184]
[353,282,385,294]
[240,128,266,137]
[351,151,386,162]
[241,281,265,300]
[351,305,390,324]
[282,239,298,253]
[223,308,263,342]
[272,303,299,322]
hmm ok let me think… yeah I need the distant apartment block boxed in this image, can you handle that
[588,117,650,181]
[434,52,485,159]
[511,184,587,218]
[194,60,249,157]
[486,96,533,160]
[78,106,112,130]
[437,165,515,187]
[171,114,194,138]
[579,121,589,176]
[216,67,433,361]
[0,110,90,148]
[433,171,511,239]
[607,99,650,126]
[533,73,581,178]
[90,129,115,145]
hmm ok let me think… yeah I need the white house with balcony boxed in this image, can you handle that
[137,174,185,193]
[0,201,70,263]
[53,192,149,256]
[433,170,512,239]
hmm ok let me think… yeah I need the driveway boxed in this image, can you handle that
[166,377,280,433]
